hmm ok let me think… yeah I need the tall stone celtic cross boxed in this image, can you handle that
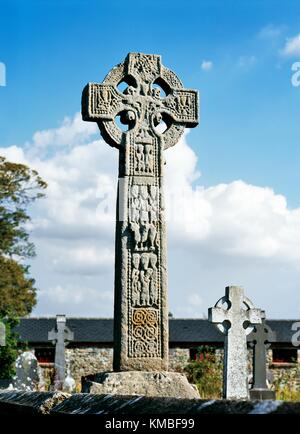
[249,311,276,399]
[208,286,262,399]
[82,53,198,371]
[48,315,74,389]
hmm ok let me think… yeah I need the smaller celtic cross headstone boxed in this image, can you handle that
[208,286,262,399]
[48,315,74,390]
[0,321,5,347]
[249,311,276,400]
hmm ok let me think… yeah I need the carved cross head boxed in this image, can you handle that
[249,311,276,349]
[208,286,262,335]
[82,53,199,150]
[48,317,74,346]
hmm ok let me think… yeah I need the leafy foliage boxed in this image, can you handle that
[184,346,223,399]
[0,156,47,259]
[0,256,36,317]
[272,366,300,401]
[0,316,20,380]
[0,156,46,378]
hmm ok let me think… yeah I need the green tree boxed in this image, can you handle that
[0,256,36,317]
[0,156,47,378]
[0,156,47,259]
[0,317,20,380]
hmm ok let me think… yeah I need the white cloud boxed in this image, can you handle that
[1,112,300,318]
[25,113,98,159]
[38,283,114,316]
[187,293,203,307]
[238,56,257,69]
[258,24,284,39]
[281,33,300,56]
[165,136,300,265]
[52,246,114,275]
[201,60,213,71]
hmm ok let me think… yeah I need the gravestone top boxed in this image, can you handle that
[208,286,262,399]
[82,53,199,373]
[13,351,40,391]
[48,315,74,345]
[249,311,276,348]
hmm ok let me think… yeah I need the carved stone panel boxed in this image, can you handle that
[130,308,160,358]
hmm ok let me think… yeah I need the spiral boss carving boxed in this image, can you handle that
[82,53,199,371]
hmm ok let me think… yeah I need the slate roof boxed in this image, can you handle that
[15,318,297,345]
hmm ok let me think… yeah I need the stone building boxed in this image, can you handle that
[15,317,299,389]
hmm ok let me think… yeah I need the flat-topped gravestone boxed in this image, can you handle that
[13,351,40,391]
[81,53,199,398]
[48,315,74,390]
[208,286,262,400]
[249,312,276,400]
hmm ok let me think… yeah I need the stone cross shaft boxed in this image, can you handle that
[249,312,276,392]
[48,315,74,389]
[208,286,262,399]
[82,53,199,371]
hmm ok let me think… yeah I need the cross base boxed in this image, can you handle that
[81,371,200,399]
[249,388,276,400]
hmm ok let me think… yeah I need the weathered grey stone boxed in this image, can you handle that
[82,53,199,374]
[13,351,40,391]
[1,391,300,414]
[0,320,5,347]
[168,348,190,372]
[39,391,71,414]
[0,391,70,414]
[249,311,276,400]
[82,371,199,398]
[48,314,74,390]
[66,347,113,383]
[41,346,193,390]
[208,286,262,400]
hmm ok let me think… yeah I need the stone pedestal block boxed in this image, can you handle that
[249,388,276,400]
[81,371,200,399]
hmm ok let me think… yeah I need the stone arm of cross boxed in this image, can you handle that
[48,327,74,345]
[83,83,198,124]
[208,307,229,326]
[247,309,262,325]
[161,90,199,126]
[48,328,57,345]
[248,322,277,347]
[64,327,74,346]
[82,84,129,122]
[265,326,276,343]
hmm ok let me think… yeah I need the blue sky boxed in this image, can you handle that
[0,0,300,203]
[0,0,300,318]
